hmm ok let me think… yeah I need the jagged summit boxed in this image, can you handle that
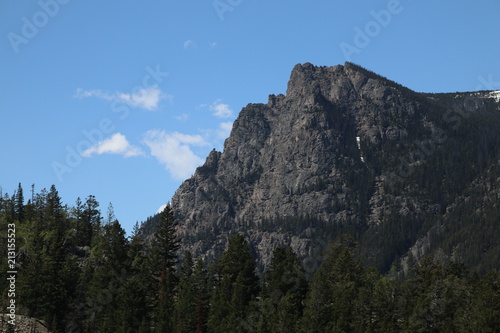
[285,62,413,103]
[144,63,500,274]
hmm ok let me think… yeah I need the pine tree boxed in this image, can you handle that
[105,202,116,225]
[193,259,210,333]
[401,255,473,333]
[352,267,399,332]
[20,185,73,331]
[79,195,101,247]
[73,197,84,245]
[128,221,147,271]
[85,219,130,332]
[14,182,24,223]
[147,204,180,333]
[176,251,196,332]
[302,234,364,333]
[174,253,211,333]
[260,246,308,333]
[454,270,500,332]
[113,221,150,333]
[208,234,259,333]
[17,189,45,317]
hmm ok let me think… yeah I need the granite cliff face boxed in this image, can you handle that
[154,62,500,273]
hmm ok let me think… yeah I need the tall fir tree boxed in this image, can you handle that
[80,195,101,247]
[208,234,259,333]
[14,182,24,223]
[79,214,131,332]
[175,252,211,333]
[147,204,180,333]
[193,259,210,333]
[112,221,150,333]
[351,267,399,332]
[302,234,365,333]
[454,270,500,332]
[176,251,196,332]
[259,246,308,333]
[401,255,473,333]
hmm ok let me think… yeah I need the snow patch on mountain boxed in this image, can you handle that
[356,136,365,163]
[487,90,500,102]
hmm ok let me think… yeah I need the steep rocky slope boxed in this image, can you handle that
[145,62,500,274]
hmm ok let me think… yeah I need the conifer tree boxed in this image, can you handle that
[147,204,180,333]
[114,221,150,333]
[454,270,500,332]
[85,219,130,332]
[259,246,308,333]
[80,195,101,247]
[128,221,147,271]
[401,255,472,333]
[193,259,210,333]
[176,251,196,332]
[208,234,259,333]
[14,182,24,223]
[302,234,364,333]
[175,252,211,333]
[352,267,399,332]
[31,185,73,331]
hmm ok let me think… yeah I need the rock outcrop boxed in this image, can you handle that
[147,62,500,274]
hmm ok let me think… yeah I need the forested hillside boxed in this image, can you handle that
[1,184,499,332]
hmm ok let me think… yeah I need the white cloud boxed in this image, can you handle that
[156,204,168,214]
[217,121,233,139]
[209,99,233,118]
[143,130,210,180]
[81,133,144,158]
[175,113,189,121]
[183,40,195,49]
[209,41,218,48]
[116,87,164,110]
[74,88,114,100]
[75,86,166,111]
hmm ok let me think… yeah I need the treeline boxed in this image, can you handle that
[1,184,499,332]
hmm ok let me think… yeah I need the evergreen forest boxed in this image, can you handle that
[0,184,499,332]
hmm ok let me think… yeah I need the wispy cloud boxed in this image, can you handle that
[183,40,195,49]
[75,86,167,111]
[208,99,233,118]
[81,133,144,158]
[175,113,189,121]
[142,130,210,180]
[217,121,233,139]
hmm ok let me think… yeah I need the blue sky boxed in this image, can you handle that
[1,0,499,234]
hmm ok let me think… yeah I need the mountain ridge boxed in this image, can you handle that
[142,62,500,274]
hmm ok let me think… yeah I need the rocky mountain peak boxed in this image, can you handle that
[147,63,500,274]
